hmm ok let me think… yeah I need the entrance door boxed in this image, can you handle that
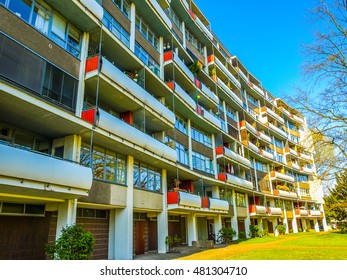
[148,221,157,251]
[268,220,274,233]
[135,221,145,255]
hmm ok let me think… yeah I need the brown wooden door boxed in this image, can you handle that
[148,221,157,251]
[135,221,145,255]
[268,221,274,233]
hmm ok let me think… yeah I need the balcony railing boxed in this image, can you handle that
[210,55,241,88]
[268,123,287,138]
[148,0,172,29]
[0,142,92,196]
[238,69,249,82]
[167,191,201,209]
[299,152,311,161]
[208,197,229,212]
[216,77,242,106]
[308,210,321,217]
[252,84,265,96]
[80,0,104,21]
[265,107,284,124]
[249,205,267,215]
[260,149,274,160]
[200,81,219,105]
[85,56,175,127]
[273,189,298,198]
[164,51,195,82]
[218,173,253,189]
[259,131,272,143]
[81,108,177,162]
[295,209,308,216]
[198,106,222,129]
[215,146,251,167]
[167,82,196,110]
[267,207,282,216]
[195,16,213,40]
[270,171,295,183]
[247,141,259,153]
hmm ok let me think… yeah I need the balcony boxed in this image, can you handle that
[236,206,248,217]
[267,207,282,216]
[215,146,251,168]
[309,210,321,217]
[167,82,196,111]
[247,141,259,153]
[0,142,92,198]
[209,55,241,88]
[216,77,243,106]
[205,197,229,212]
[301,166,313,174]
[249,205,267,216]
[268,123,287,138]
[285,147,298,157]
[218,173,253,190]
[286,210,294,219]
[200,80,219,105]
[164,51,195,83]
[273,189,298,198]
[85,56,175,129]
[196,105,222,130]
[292,114,305,124]
[195,16,213,41]
[263,107,284,124]
[81,108,177,162]
[167,191,202,210]
[295,209,308,216]
[270,171,295,183]
[79,0,103,21]
[238,69,249,82]
[259,131,272,143]
[260,149,274,160]
[299,152,311,161]
[252,84,265,96]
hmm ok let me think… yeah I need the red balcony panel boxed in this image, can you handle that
[201,197,209,208]
[196,105,203,116]
[164,51,173,62]
[194,77,202,89]
[120,111,134,126]
[207,55,214,63]
[166,81,175,90]
[295,209,301,215]
[167,191,179,204]
[249,81,253,87]
[218,173,227,181]
[249,205,256,213]
[215,146,224,155]
[81,108,97,125]
[188,9,196,20]
[85,56,99,72]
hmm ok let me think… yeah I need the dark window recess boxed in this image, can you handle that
[0,33,78,111]
[54,146,64,158]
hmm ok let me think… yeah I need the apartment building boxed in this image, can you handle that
[0,0,328,260]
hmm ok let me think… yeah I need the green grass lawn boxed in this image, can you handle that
[180,231,347,260]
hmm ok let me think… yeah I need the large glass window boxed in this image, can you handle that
[103,10,130,48]
[192,151,213,174]
[175,116,187,135]
[226,104,237,121]
[80,145,126,184]
[175,142,189,166]
[191,126,212,147]
[274,138,283,149]
[255,161,268,172]
[112,0,130,18]
[135,42,160,77]
[135,13,159,51]
[236,193,246,207]
[133,162,161,192]
[247,94,258,107]
[165,7,182,31]
[185,28,204,55]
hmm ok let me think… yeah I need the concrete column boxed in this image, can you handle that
[203,46,208,74]
[244,193,250,238]
[283,205,289,234]
[187,213,197,246]
[211,186,219,199]
[273,218,279,237]
[258,218,263,231]
[211,134,217,179]
[231,189,238,240]
[182,21,186,49]
[113,155,134,259]
[157,169,168,253]
[320,204,328,231]
[108,209,116,259]
[130,3,136,52]
[302,219,307,232]
[159,37,164,81]
[292,217,299,233]
[76,31,89,117]
[314,219,320,232]
[214,214,222,242]
[56,199,77,239]
[187,119,193,170]
[63,135,81,162]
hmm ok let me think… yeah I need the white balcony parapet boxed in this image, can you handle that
[300,153,311,161]
[149,0,172,29]
[289,148,298,157]
[245,122,257,135]
[238,69,249,82]
[297,209,308,216]
[271,171,295,183]
[195,16,213,41]
[282,108,291,117]
[97,109,177,162]
[299,190,310,197]
[216,77,242,106]
[277,190,298,198]
[302,166,313,173]
[181,0,189,10]
[209,198,229,211]
[214,57,241,88]
[201,82,219,104]
[202,108,222,129]
[173,54,195,82]
[248,141,259,153]
[309,210,321,217]
[220,147,251,167]
[267,207,282,215]
[99,58,175,126]
[293,114,305,124]
[259,131,272,143]
[266,108,284,124]
[268,123,287,138]
[80,0,104,21]
[0,144,92,195]
[261,150,274,160]
[250,205,267,215]
[178,191,201,208]
[291,163,300,170]
[252,84,265,96]
[174,83,196,110]
[222,173,253,190]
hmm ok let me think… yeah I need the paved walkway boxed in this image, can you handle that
[134,244,229,260]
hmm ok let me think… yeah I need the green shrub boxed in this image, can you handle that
[249,225,260,238]
[45,224,95,260]
[258,229,268,237]
[166,234,181,251]
[238,231,246,240]
[276,224,286,235]
[219,227,236,243]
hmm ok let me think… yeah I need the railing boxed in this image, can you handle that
[249,205,267,215]
[295,209,308,216]
[218,173,253,189]
[238,69,249,82]
[216,146,251,167]
[268,123,287,138]
[252,84,265,96]
[208,197,229,211]
[164,51,195,82]
[167,82,196,110]
[270,171,295,183]
[273,189,298,198]
[261,149,274,160]
[167,191,201,208]
[201,108,222,129]
[267,207,282,215]
[211,56,241,88]
[80,0,104,21]
[216,77,242,106]
[259,131,272,143]
[200,82,219,104]
[266,107,284,124]
[248,142,259,153]
[149,0,172,29]
[195,16,213,40]
[308,210,321,217]
[245,121,257,135]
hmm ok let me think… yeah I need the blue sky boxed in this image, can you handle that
[194,0,319,98]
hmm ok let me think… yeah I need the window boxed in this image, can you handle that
[276,154,283,163]
[166,7,181,31]
[191,126,212,147]
[247,94,258,107]
[288,121,298,131]
[185,28,204,55]
[135,43,160,76]
[175,116,187,135]
[80,145,126,184]
[135,13,159,51]
[175,141,189,166]
[255,161,268,172]
[4,0,81,57]
[297,174,308,182]
[192,151,213,174]
[236,193,246,207]
[226,105,237,121]
[102,10,130,47]
[274,138,283,149]
[112,0,130,18]
[290,135,299,143]
[133,162,161,192]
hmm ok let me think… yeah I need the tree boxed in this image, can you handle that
[288,0,347,182]
[45,224,95,260]
[324,170,347,232]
